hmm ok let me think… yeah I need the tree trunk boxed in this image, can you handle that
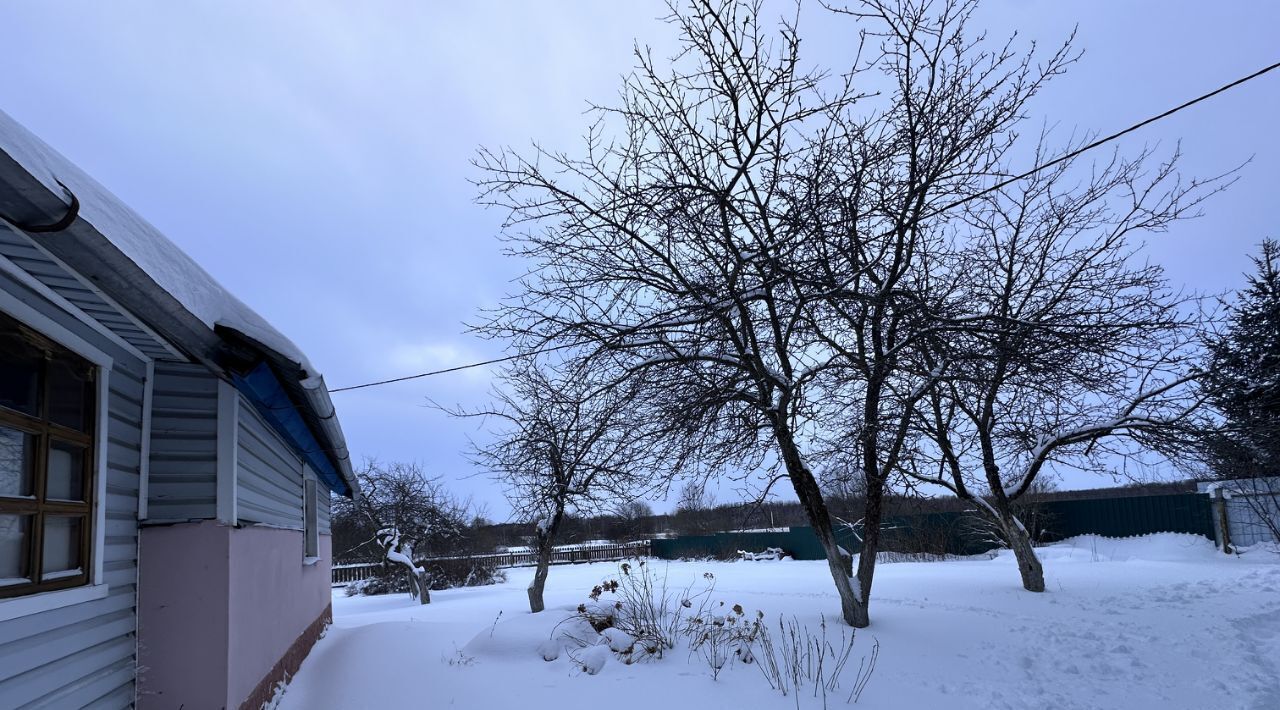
[417,569,432,604]
[814,516,866,627]
[775,424,869,627]
[1000,514,1045,592]
[527,536,553,613]
[527,510,563,613]
[851,475,885,627]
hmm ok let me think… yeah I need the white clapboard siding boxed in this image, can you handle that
[236,397,306,529]
[0,270,148,708]
[146,362,219,521]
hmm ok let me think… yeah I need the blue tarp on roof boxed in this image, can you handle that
[231,361,351,497]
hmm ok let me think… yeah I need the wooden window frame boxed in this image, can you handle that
[303,476,319,560]
[0,313,97,599]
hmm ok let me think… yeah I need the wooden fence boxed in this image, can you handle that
[332,562,383,585]
[332,540,651,586]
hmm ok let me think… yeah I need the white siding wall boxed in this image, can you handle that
[236,398,305,529]
[146,363,219,522]
[0,271,144,708]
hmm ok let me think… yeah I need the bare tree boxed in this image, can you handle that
[474,0,1086,627]
[375,527,431,604]
[330,461,474,601]
[673,480,717,535]
[331,460,473,560]
[449,361,661,613]
[903,139,1225,590]
[615,500,657,541]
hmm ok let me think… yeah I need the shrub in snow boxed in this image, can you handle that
[421,558,506,591]
[567,560,713,662]
[344,574,409,597]
[443,645,477,667]
[754,615,879,707]
[344,559,506,597]
[684,602,766,680]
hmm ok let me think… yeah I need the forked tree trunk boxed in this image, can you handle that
[776,426,869,627]
[999,513,1045,592]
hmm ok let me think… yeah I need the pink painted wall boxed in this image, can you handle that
[227,526,332,705]
[137,520,332,709]
[137,521,233,709]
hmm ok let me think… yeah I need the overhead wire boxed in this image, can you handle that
[327,58,1280,395]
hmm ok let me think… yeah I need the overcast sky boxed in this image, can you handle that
[1,1,1277,518]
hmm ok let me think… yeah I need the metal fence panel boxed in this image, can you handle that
[650,493,1218,561]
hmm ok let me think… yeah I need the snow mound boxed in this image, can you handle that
[1030,533,1221,563]
[1231,540,1280,559]
[462,607,595,662]
[577,645,610,675]
[601,627,635,653]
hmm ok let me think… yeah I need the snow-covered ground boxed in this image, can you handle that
[279,534,1280,710]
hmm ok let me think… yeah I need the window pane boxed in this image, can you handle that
[0,514,31,585]
[0,333,39,417]
[0,426,35,498]
[47,442,86,501]
[41,515,83,578]
[48,356,93,432]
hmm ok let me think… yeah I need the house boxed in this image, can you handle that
[0,109,358,709]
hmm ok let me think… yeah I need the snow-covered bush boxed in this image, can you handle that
[422,558,506,591]
[565,560,714,662]
[344,573,408,597]
[344,559,506,597]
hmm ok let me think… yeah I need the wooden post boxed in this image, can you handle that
[1214,488,1233,554]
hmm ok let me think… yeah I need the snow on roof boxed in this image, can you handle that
[0,108,317,376]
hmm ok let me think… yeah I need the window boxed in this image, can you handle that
[0,311,96,598]
[303,477,318,560]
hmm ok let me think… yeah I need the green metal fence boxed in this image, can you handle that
[650,492,1217,561]
[1038,493,1214,542]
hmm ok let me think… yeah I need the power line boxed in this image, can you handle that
[327,58,1280,395]
[327,342,579,393]
[932,58,1280,215]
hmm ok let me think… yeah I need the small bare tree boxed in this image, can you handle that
[375,527,431,604]
[334,461,472,555]
[450,361,661,613]
[904,140,1225,591]
[331,461,473,601]
[674,480,717,535]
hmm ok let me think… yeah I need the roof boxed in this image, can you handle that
[0,108,357,497]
